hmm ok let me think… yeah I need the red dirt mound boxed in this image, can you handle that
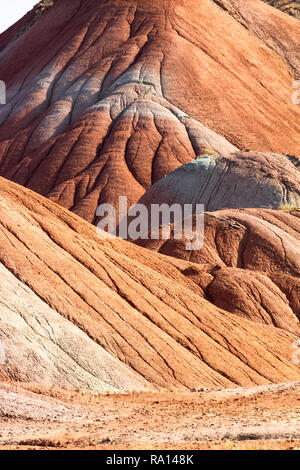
[0,0,299,223]
[135,208,300,329]
[0,178,299,391]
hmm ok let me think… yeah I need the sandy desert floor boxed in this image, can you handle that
[0,381,299,450]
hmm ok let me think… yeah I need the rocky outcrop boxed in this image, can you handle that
[137,152,300,211]
[136,208,300,328]
[0,178,299,390]
[0,0,299,224]
[0,0,299,398]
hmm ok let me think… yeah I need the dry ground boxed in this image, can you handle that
[0,381,299,450]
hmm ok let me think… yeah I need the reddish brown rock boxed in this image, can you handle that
[215,1,300,76]
[0,0,299,223]
[0,178,299,390]
[206,267,299,332]
[136,209,300,328]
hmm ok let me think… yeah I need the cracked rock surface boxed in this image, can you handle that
[135,207,300,331]
[137,152,300,211]
[0,178,299,390]
[0,0,299,224]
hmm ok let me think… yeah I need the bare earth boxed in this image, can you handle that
[0,381,299,450]
[0,0,299,453]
